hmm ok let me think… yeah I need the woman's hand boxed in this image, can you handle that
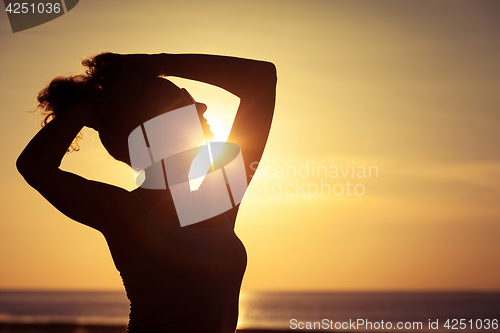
[72,100,102,132]
[113,53,156,77]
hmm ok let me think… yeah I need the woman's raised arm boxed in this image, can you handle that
[124,53,276,98]
[17,105,91,171]
[123,53,277,181]
[16,105,144,234]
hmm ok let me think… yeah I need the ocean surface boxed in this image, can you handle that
[0,290,499,331]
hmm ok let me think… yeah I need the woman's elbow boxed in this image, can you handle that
[16,155,39,183]
[16,155,30,176]
[262,62,277,87]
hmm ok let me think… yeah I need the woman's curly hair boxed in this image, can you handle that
[36,52,125,152]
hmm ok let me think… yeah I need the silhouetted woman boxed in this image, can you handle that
[16,53,277,333]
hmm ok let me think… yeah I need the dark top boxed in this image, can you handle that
[119,198,247,333]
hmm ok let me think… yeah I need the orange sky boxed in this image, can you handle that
[0,0,499,291]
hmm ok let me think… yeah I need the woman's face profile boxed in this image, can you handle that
[194,101,214,141]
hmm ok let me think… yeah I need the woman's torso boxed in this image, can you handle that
[108,200,247,333]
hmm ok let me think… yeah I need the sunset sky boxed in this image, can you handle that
[0,0,499,291]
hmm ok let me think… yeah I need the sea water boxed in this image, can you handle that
[0,290,498,331]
